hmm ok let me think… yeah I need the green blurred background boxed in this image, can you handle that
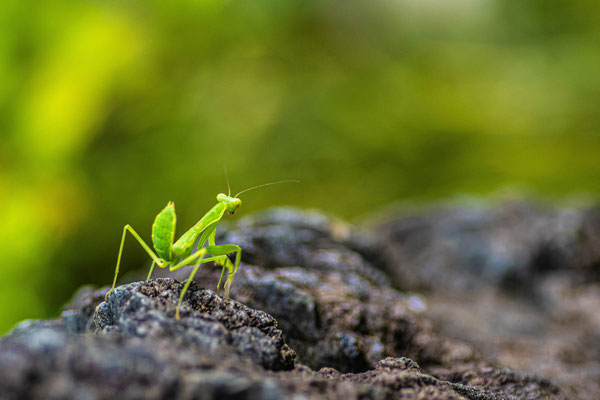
[1,0,599,333]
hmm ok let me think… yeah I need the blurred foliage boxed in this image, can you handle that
[1,0,599,332]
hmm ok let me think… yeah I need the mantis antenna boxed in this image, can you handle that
[224,166,231,196]
[235,180,300,198]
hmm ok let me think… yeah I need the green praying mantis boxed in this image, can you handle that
[104,178,298,320]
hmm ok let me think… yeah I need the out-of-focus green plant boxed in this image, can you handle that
[1,0,600,332]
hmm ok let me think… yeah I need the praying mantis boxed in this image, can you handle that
[104,179,298,320]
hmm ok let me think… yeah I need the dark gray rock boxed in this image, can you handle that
[221,207,389,288]
[0,205,578,400]
[94,278,296,371]
[0,326,180,400]
[370,199,600,399]
[0,280,475,400]
[185,207,565,399]
[0,278,296,400]
[373,200,600,293]
[198,209,442,373]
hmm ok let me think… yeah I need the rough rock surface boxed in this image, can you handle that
[1,201,596,399]
[372,199,600,293]
[372,199,600,400]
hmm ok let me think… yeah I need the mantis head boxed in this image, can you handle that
[217,193,242,214]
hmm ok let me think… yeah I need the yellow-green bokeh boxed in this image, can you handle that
[1,0,599,332]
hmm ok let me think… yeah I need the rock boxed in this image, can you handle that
[0,204,583,399]
[372,199,600,293]
[437,364,562,400]
[93,279,296,371]
[371,199,600,400]
[0,280,472,400]
[185,207,566,399]
[196,209,454,373]
[0,278,296,399]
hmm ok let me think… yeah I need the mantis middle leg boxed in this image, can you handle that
[173,222,236,295]
[169,242,241,299]
[168,246,237,319]
[207,229,238,295]
[206,243,241,299]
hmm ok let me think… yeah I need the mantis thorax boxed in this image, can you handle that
[217,193,242,214]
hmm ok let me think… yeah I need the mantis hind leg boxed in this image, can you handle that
[106,224,165,301]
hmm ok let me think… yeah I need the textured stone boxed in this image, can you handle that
[0,204,583,399]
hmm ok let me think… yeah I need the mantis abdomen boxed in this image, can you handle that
[151,202,176,261]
